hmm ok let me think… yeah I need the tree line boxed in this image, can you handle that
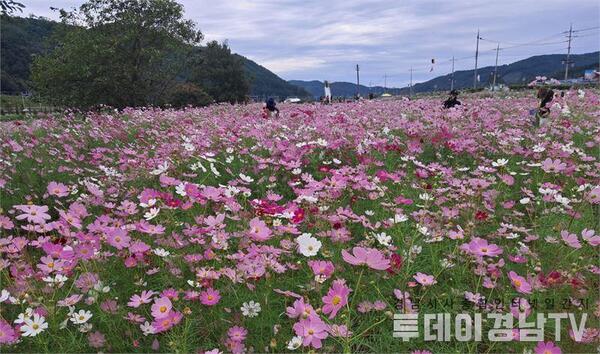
[6,0,250,109]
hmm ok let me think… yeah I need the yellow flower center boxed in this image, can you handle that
[207,295,214,301]
[160,306,167,313]
[32,324,39,330]
[308,329,314,335]
[513,279,522,287]
[332,295,341,305]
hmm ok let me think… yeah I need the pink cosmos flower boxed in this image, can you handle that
[293,317,329,349]
[462,237,503,257]
[0,215,14,230]
[0,319,18,344]
[227,326,248,342]
[328,324,352,337]
[88,331,106,348]
[200,288,221,306]
[107,228,131,250]
[341,247,390,270]
[560,231,581,249]
[587,187,600,204]
[47,181,69,197]
[508,271,532,294]
[308,260,335,278]
[541,158,566,173]
[151,311,182,333]
[321,279,351,319]
[286,298,316,319]
[581,229,600,246]
[151,296,172,319]
[247,217,272,242]
[14,205,51,224]
[534,341,562,354]
[414,272,437,286]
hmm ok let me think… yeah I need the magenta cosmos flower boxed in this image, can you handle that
[414,272,437,286]
[107,228,131,250]
[292,317,329,349]
[247,217,272,242]
[200,288,221,306]
[534,341,562,354]
[341,247,390,270]
[150,296,172,319]
[321,279,351,319]
[462,237,503,257]
[508,271,532,294]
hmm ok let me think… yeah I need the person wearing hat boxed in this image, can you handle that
[443,90,461,108]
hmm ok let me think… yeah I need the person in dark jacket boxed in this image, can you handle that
[263,97,280,118]
[443,90,461,108]
[534,87,554,126]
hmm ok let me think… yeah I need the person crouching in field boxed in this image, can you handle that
[263,97,280,118]
[443,90,461,108]
[533,87,554,127]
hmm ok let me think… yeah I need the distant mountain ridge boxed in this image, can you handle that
[0,16,311,98]
[289,52,599,97]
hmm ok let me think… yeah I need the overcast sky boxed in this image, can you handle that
[20,0,600,87]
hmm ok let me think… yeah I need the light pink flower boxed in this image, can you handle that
[150,296,172,319]
[414,272,437,286]
[508,271,532,294]
[341,247,390,270]
[47,181,69,197]
[247,217,272,242]
[561,230,581,249]
[293,317,329,349]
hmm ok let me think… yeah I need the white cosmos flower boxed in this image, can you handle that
[292,168,302,175]
[144,207,160,221]
[492,158,508,167]
[419,193,433,201]
[140,198,156,208]
[175,183,187,196]
[240,301,261,317]
[150,161,169,175]
[296,233,322,257]
[20,313,48,337]
[519,197,531,204]
[153,248,170,257]
[209,163,220,176]
[287,336,303,350]
[375,232,392,247]
[70,309,92,324]
[0,289,10,302]
[141,321,156,336]
[364,210,375,216]
[239,173,254,183]
[389,213,408,224]
[14,308,33,324]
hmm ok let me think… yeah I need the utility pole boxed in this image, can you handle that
[474,29,480,89]
[409,67,414,98]
[450,56,456,91]
[356,64,360,98]
[492,43,499,91]
[383,74,387,93]
[564,24,573,80]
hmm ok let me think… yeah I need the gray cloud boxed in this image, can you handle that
[21,0,600,87]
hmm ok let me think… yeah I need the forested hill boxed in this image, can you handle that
[0,15,311,98]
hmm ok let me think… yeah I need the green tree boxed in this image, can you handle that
[0,1,24,15]
[31,0,202,108]
[192,40,250,104]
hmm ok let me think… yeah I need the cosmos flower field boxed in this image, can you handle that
[0,90,599,353]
